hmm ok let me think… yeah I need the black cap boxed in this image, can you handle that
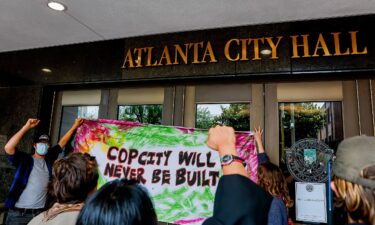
[38,134,50,142]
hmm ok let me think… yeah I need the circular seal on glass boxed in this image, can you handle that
[285,138,334,182]
[306,184,314,192]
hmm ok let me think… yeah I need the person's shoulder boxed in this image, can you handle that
[7,149,32,159]
[28,211,80,225]
[270,197,287,212]
[27,212,44,225]
[272,197,285,205]
[52,211,80,224]
[50,144,63,151]
[258,152,269,164]
[45,145,63,160]
[268,197,288,225]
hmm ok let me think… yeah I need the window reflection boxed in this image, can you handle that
[279,102,343,163]
[60,106,99,136]
[118,105,163,124]
[196,103,250,131]
[59,106,99,153]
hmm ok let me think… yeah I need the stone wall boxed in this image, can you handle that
[0,86,42,202]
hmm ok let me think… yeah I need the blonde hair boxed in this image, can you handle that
[257,162,294,208]
[333,165,375,225]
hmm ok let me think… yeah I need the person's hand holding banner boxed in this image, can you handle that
[207,125,248,178]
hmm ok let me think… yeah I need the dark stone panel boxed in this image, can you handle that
[0,86,43,203]
[0,86,42,153]
[0,165,15,202]
[38,86,56,135]
[0,39,125,86]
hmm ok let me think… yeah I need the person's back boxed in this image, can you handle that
[257,162,292,225]
[254,127,293,225]
[268,197,288,225]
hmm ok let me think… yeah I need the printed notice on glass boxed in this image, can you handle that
[295,182,327,223]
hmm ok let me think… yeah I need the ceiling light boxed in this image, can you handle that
[41,68,52,73]
[260,49,272,55]
[47,1,66,11]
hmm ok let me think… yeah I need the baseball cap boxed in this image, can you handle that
[333,135,375,189]
[38,134,50,143]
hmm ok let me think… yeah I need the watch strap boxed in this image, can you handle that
[220,154,245,166]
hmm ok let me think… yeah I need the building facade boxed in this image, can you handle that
[0,15,374,222]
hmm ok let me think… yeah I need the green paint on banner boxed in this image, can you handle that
[103,124,127,147]
[153,186,215,222]
[125,126,207,149]
[97,172,107,188]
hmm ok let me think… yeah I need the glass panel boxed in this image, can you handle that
[279,102,343,164]
[59,106,99,152]
[118,105,163,124]
[196,103,250,131]
[279,102,343,223]
[60,106,99,137]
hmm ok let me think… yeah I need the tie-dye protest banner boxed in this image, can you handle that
[74,119,258,225]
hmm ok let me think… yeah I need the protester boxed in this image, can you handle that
[4,118,83,225]
[331,136,375,225]
[75,178,157,225]
[27,153,98,225]
[254,127,293,225]
[203,125,273,225]
[76,125,272,225]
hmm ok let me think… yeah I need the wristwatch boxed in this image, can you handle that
[220,154,245,166]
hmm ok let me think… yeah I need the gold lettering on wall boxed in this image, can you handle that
[121,31,368,69]
[158,46,172,66]
[192,42,204,64]
[240,39,250,61]
[331,32,350,56]
[349,31,368,55]
[146,47,158,67]
[174,44,192,65]
[224,39,240,61]
[290,35,311,58]
[135,48,148,67]
[265,36,283,59]
[250,38,265,60]
[201,41,217,63]
[312,34,332,57]
[122,49,135,68]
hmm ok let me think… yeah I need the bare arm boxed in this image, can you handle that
[4,118,40,155]
[207,125,248,177]
[254,126,265,153]
[57,118,84,149]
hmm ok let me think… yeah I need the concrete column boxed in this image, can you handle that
[264,83,279,165]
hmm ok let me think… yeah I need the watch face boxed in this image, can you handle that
[221,155,233,164]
